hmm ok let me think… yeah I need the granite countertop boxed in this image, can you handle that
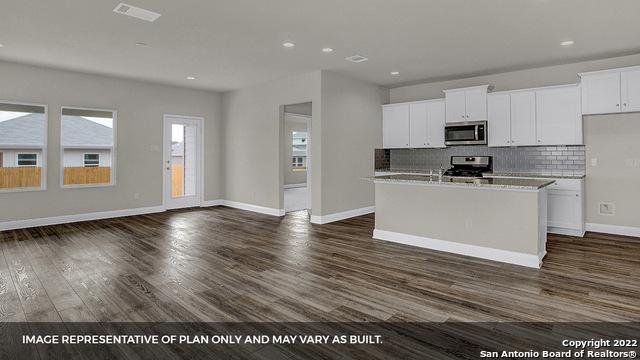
[368,174,555,190]
[483,171,586,180]
[375,169,586,180]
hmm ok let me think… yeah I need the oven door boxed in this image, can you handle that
[444,121,487,146]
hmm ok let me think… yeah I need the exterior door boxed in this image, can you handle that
[164,115,203,209]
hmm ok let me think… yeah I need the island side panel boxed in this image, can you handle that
[374,182,543,266]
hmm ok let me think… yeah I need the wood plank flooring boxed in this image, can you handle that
[1,206,639,324]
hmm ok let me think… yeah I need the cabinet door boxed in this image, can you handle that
[487,93,511,147]
[510,91,537,146]
[536,86,582,145]
[445,91,467,123]
[581,72,621,115]
[426,100,446,148]
[621,68,640,113]
[548,189,582,231]
[409,103,428,148]
[465,87,488,121]
[382,104,410,148]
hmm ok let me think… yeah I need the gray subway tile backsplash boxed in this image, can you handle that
[384,145,586,176]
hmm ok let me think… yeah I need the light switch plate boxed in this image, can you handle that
[591,158,598,167]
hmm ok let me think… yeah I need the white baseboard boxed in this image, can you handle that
[310,206,375,225]
[283,183,307,189]
[220,200,285,217]
[548,226,585,237]
[373,229,542,269]
[0,205,166,232]
[201,199,223,207]
[586,223,640,238]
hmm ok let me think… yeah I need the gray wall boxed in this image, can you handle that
[584,113,640,228]
[320,71,389,215]
[390,53,640,228]
[0,60,222,222]
[221,71,322,213]
[284,118,308,186]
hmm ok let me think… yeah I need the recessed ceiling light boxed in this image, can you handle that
[561,40,575,46]
[135,41,148,46]
[0,43,4,48]
[186,76,196,80]
[391,71,400,75]
[282,42,295,48]
[345,55,368,63]
[322,47,334,53]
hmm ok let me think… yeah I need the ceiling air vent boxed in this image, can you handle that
[113,3,161,22]
[345,55,369,63]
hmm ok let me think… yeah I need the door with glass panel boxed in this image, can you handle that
[163,115,203,209]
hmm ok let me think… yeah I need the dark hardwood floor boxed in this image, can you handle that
[1,206,639,323]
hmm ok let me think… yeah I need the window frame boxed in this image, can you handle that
[60,106,117,189]
[17,153,39,167]
[0,100,48,193]
[83,153,100,167]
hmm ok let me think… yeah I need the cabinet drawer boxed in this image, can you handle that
[545,179,581,191]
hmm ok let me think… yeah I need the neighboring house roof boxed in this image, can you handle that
[0,113,46,146]
[62,116,113,146]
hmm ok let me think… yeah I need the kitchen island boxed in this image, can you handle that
[370,174,555,268]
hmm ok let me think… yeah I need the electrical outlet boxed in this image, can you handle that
[625,158,640,168]
[465,218,473,229]
[598,202,615,216]
[591,158,598,167]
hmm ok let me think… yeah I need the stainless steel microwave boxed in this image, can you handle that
[444,121,487,146]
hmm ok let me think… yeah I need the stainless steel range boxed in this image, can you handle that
[443,156,492,178]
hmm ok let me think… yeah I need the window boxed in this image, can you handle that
[17,153,38,167]
[61,107,115,187]
[0,102,47,191]
[291,131,307,171]
[83,153,100,167]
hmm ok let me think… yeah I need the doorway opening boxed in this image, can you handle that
[163,115,203,210]
[282,102,311,214]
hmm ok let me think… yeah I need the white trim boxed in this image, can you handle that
[310,206,375,225]
[221,200,285,217]
[162,114,205,210]
[201,199,223,207]
[0,205,165,231]
[548,226,585,237]
[283,183,307,189]
[586,223,640,238]
[373,229,542,269]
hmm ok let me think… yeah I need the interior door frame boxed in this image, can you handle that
[163,114,205,210]
[282,112,312,213]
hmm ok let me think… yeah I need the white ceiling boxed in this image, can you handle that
[1,0,639,92]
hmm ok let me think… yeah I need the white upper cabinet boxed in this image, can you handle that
[444,90,467,123]
[487,93,511,147]
[382,104,410,148]
[426,100,446,148]
[409,102,428,148]
[465,86,489,122]
[383,100,446,149]
[580,66,640,115]
[580,71,621,115]
[621,68,640,113]
[487,91,536,147]
[444,85,490,123]
[510,91,537,146]
[536,85,582,146]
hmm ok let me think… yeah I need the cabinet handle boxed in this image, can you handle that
[537,139,541,143]
[616,104,620,107]
[623,103,627,107]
